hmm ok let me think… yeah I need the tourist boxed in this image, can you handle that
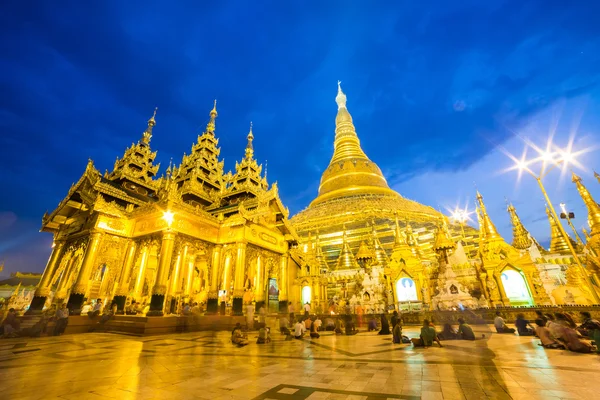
[293,319,305,339]
[81,301,93,315]
[303,302,311,316]
[313,316,322,332]
[378,314,391,335]
[438,323,458,340]
[413,319,442,348]
[53,303,69,336]
[256,326,271,344]
[515,314,534,336]
[535,319,563,349]
[89,299,103,318]
[1,308,20,338]
[392,319,402,344]
[494,312,515,333]
[310,319,320,339]
[231,323,249,347]
[279,315,290,334]
[577,311,600,354]
[457,318,475,340]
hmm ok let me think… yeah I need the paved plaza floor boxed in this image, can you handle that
[0,325,598,400]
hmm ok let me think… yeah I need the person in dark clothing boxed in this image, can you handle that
[515,314,534,336]
[535,310,548,326]
[378,314,391,335]
[438,323,458,340]
[577,311,600,354]
[391,311,399,328]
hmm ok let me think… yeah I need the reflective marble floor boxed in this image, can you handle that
[0,324,598,400]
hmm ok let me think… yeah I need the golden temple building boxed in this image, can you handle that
[28,84,600,317]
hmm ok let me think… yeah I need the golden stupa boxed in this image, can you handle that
[290,83,477,268]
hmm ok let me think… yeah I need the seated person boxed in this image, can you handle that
[256,327,271,344]
[368,317,378,332]
[324,318,335,331]
[81,302,93,315]
[439,323,459,340]
[535,319,563,349]
[515,314,534,336]
[279,316,290,334]
[457,318,475,340]
[304,317,312,331]
[413,319,443,347]
[577,311,600,354]
[494,312,515,333]
[293,320,306,339]
[334,318,343,335]
[562,325,593,353]
[310,320,320,339]
[231,323,249,346]
[313,317,322,332]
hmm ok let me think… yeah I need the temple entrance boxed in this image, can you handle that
[395,277,418,302]
[500,269,533,306]
[301,285,311,305]
[267,278,279,313]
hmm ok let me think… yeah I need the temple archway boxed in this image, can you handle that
[500,269,533,306]
[395,277,418,302]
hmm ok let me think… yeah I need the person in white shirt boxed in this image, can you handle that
[313,317,322,331]
[303,302,311,316]
[494,312,515,333]
[294,320,306,339]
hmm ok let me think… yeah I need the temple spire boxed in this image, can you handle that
[141,107,157,145]
[335,224,359,270]
[245,122,254,160]
[507,203,533,250]
[206,100,218,135]
[572,172,600,238]
[370,221,389,266]
[475,191,501,241]
[595,171,600,184]
[546,207,572,254]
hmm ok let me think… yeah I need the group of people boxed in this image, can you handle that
[533,311,599,354]
[0,303,70,338]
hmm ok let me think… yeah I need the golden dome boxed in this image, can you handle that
[290,83,452,270]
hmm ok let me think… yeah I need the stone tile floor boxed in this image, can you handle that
[0,324,598,400]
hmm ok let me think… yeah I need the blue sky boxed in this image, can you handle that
[1,1,600,276]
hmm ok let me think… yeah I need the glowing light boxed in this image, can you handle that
[163,210,174,227]
[541,151,555,162]
[51,242,56,248]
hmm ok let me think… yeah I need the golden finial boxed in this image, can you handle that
[475,191,501,241]
[244,121,255,160]
[594,171,600,184]
[572,172,600,237]
[206,100,218,134]
[335,80,347,110]
[546,207,572,254]
[583,227,591,241]
[142,107,157,144]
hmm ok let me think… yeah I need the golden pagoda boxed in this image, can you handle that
[31,104,298,318]
[546,207,574,254]
[507,203,533,250]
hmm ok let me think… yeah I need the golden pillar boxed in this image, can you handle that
[148,231,176,316]
[232,242,247,315]
[254,256,265,303]
[133,246,149,296]
[67,231,103,312]
[207,244,222,313]
[28,239,65,313]
[112,241,137,313]
[117,241,137,295]
[279,255,289,312]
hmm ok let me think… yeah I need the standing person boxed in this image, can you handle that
[378,314,391,335]
[54,303,69,336]
[515,314,534,336]
[246,303,255,330]
[391,311,399,328]
[494,312,515,333]
[457,318,475,340]
[303,302,311,316]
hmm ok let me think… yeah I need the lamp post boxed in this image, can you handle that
[559,203,584,246]
[512,150,600,303]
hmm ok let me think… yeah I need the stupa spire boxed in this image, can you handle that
[141,107,157,145]
[370,221,389,266]
[245,122,254,160]
[310,83,397,206]
[206,100,217,135]
[507,203,533,250]
[572,172,600,238]
[546,207,572,254]
[475,191,501,241]
[335,224,359,270]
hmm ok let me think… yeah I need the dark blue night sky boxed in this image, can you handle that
[2,1,600,276]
